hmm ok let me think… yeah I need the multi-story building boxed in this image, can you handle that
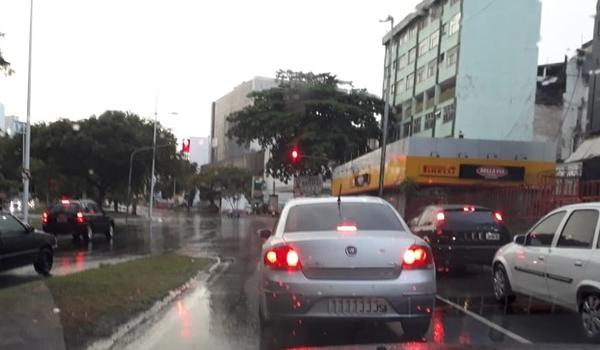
[0,102,5,133]
[210,77,277,164]
[382,0,541,142]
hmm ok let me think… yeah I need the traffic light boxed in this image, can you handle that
[290,145,300,163]
[182,138,191,153]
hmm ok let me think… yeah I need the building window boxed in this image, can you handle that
[416,67,425,83]
[413,117,422,134]
[399,54,407,69]
[430,6,441,21]
[403,122,412,137]
[430,31,439,49]
[427,59,436,78]
[418,18,427,30]
[441,23,448,35]
[443,104,455,123]
[418,39,429,57]
[449,13,461,35]
[409,26,417,40]
[450,0,460,6]
[424,112,435,130]
[406,73,414,90]
[400,32,407,45]
[408,48,416,64]
[447,46,458,67]
[397,79,404,93]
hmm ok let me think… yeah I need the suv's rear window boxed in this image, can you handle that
[284,202,404,233]
[444,209,495,225]
[49,203,80,214]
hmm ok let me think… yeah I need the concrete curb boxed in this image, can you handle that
[85,256,223,350]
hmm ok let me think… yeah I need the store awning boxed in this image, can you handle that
[565,137,600,163]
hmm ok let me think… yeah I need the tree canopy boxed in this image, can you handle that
[0,111,197,208]
[0,32,14,76]
[195,166,251,210]
[226,70,384,182]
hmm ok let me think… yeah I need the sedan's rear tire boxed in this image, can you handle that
[83,225,93,242]
[106,224,114,241]
[580,294,600,342]
[493,264,515,304]
[402,318,430,341]
[34,247,53,276]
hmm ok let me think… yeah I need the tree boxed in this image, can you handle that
[195,166,251,210]
[226,70,384,182]
[0,32,14,76]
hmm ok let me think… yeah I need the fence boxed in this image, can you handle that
[405,178,600,234]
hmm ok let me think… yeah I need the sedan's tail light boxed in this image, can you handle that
[402,245,433,270]
[76,211,85,224]
[42,211,49,225]
[264,245,301,270]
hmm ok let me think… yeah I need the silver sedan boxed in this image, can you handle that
[257,196,436,340]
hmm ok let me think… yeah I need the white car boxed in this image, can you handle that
[492,203,600,341]
[257,196,436,340]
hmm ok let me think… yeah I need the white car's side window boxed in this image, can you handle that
[526,211,566,247]
[556,210,598,249]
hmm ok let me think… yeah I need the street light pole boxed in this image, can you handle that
[378,15,394,198]
[126,144,170,223]
[149,94,159,220]
[22,0,34,223]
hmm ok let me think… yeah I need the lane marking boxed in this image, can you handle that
[436,294,532,344]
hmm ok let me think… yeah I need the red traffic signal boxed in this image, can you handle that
[182,139,191,153]
[290,146,300,163]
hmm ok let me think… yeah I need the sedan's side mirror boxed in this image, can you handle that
[513,234,526,245]
[257,228,272,240]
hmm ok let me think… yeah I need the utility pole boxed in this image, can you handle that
[378,15,394,198]
[149,93,158,220]
[22,0,34,223]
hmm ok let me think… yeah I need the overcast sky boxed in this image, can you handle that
[0,0,596,140]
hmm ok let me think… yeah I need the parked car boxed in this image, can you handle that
[493,203,600,341]
[257,196,435,340]
[0,211,57,275]
[410,204,511,271]
[42,199,115,242]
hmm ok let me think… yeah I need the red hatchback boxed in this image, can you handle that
[42,199,114,242]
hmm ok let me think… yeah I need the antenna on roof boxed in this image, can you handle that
[337,184,342,217]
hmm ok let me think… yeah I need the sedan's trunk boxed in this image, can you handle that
[284,231,415,281]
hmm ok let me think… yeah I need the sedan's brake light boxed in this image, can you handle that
[42,211,49,224]
[402,245,433,270]
[494,212,503,222]
[61,199,70,205]
[435,211,445,222]
[264,245,301,270]
[337,220,357,232]
[76,211,85,224]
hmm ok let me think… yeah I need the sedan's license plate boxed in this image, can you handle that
[486,232,500,240]
[57,215,67,223]
[328,298,387,314]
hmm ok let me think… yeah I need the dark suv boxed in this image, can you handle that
[42,199,115,242]
[0,212,57,275]
[409,205,511,271]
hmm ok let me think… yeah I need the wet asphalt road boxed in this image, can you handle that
[1,212,598,349]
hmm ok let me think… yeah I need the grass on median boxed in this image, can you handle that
[0,254,212,349]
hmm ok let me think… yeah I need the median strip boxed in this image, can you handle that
[0,254,212,350]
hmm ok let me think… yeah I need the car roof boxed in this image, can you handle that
[286,196,388,206]
[434,204,491,211]
[552,202,600,211]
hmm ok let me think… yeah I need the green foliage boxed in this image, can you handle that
[0,111,198,206]
[195,166,251,208]
[226,70,383,182]
[0,32,14,76]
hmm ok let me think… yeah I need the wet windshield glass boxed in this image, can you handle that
[284,203,404,232]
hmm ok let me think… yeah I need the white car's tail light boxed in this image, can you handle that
[402,245,433,270]
[264,245,301,270]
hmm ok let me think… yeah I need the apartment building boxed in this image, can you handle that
[382,0,541,141]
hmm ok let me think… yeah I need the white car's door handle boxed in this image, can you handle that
[538,256,545,261]
[574,261,583,267]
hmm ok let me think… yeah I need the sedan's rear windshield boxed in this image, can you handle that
[444,209,495,224]
[284,202,404,233]
[49,203,80,214]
